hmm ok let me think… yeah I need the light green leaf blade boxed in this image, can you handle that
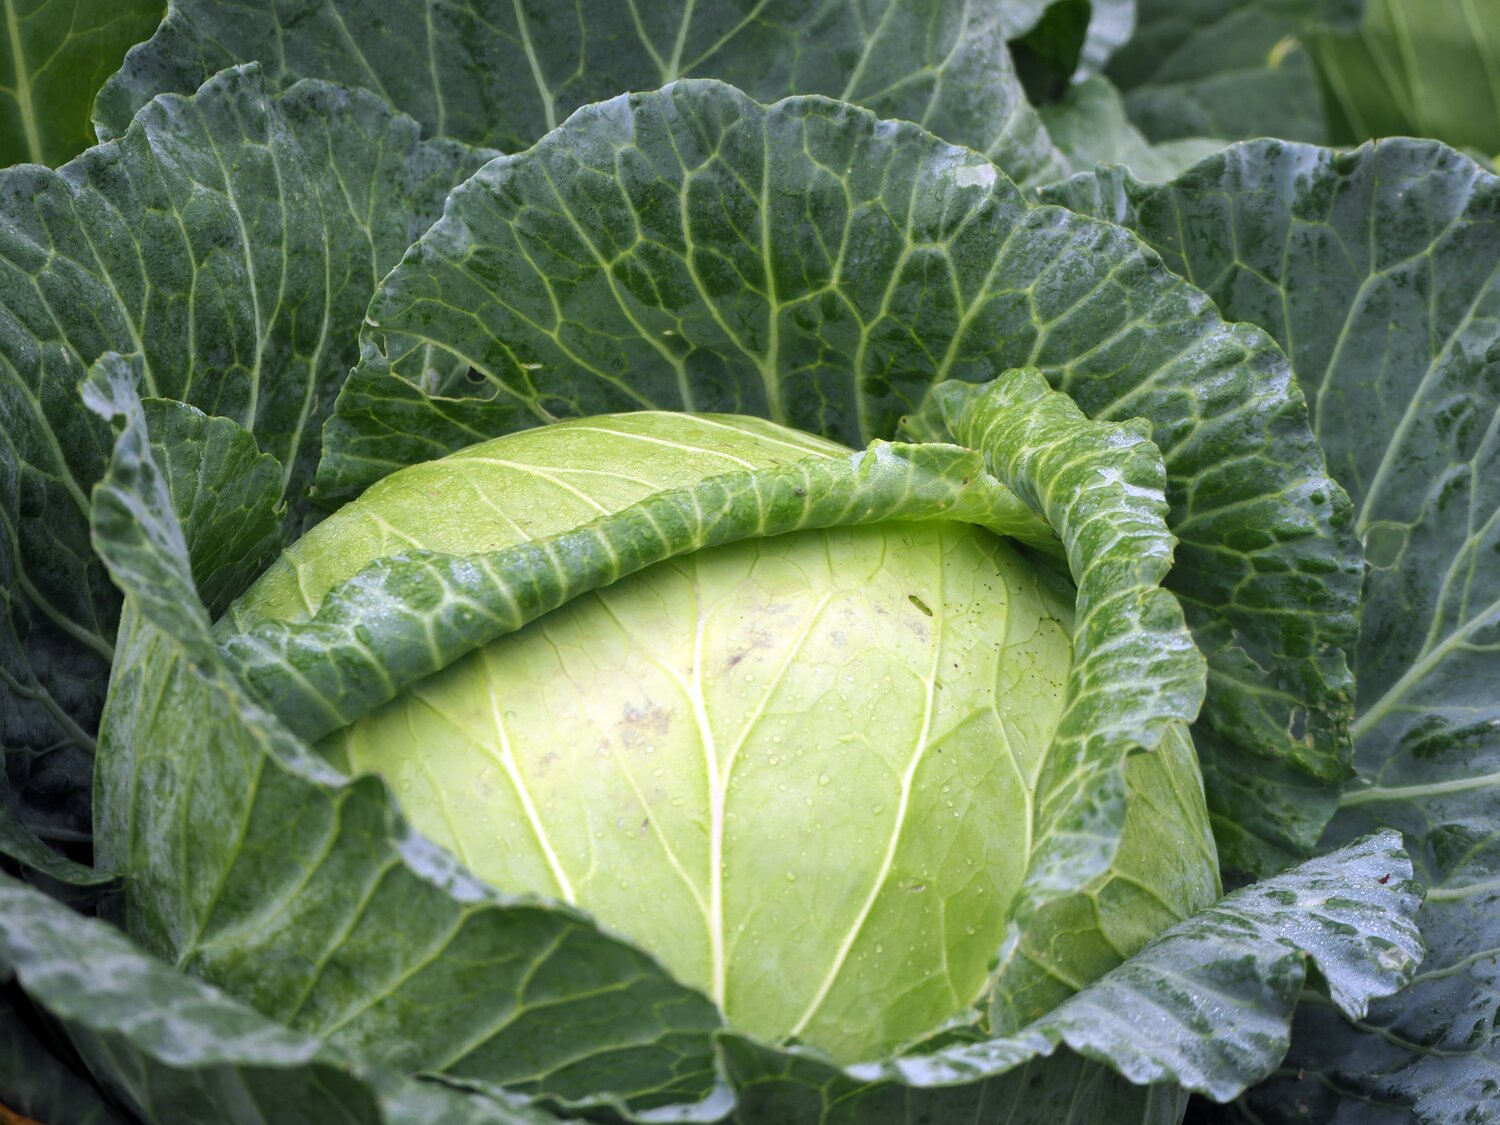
[1106,0,1360,143]
[322,79,1360,871]
[716,830,1419,1120]
[1047,136,1500,1124]
[0,0,161,166]
[0,65,491,852]
[0,873,557,1124]
[1310,0,1500,155]
[95,0,1070,188]
[88,352,727,1117]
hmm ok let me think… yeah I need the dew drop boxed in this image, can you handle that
[818,772,831,786]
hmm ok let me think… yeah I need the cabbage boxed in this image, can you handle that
[226,412,1218,1060]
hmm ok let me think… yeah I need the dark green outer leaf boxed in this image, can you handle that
[0,64,490,847]
[0,873,556,1125]
[0,765,114,885]
[2,986,127,1124]
[1106,0,1360,144]
[89,357,728,1118]
[323,79,1360,872]
[1,984,124,1122]
[1046,136,1500,1124]
[0,0,162,166]
[710,1043,1191,1124]
[94,0,1070,188]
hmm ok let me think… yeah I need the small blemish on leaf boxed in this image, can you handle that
[1288,707,1308,742]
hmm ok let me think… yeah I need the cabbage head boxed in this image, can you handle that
[222,402,1219,1062]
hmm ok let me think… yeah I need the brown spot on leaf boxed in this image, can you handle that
[617,702,672,748]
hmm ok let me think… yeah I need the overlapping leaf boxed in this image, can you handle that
[1106,0,1360,144]
[95,0,1071,188]
[2,987,127,1124]
[0,873,556,1124]
[931,374,1215,1028]
[88,363,728,1118]
[1049,135,1500,1123]
[223,437,1053,744]
[321,79,1359,871]
[714,830,1419,1122]
[0,64,491,849]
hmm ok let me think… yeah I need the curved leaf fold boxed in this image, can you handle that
[222,438,1054,744]
[1048,133,1500,1125]
[932,373,1204,915]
